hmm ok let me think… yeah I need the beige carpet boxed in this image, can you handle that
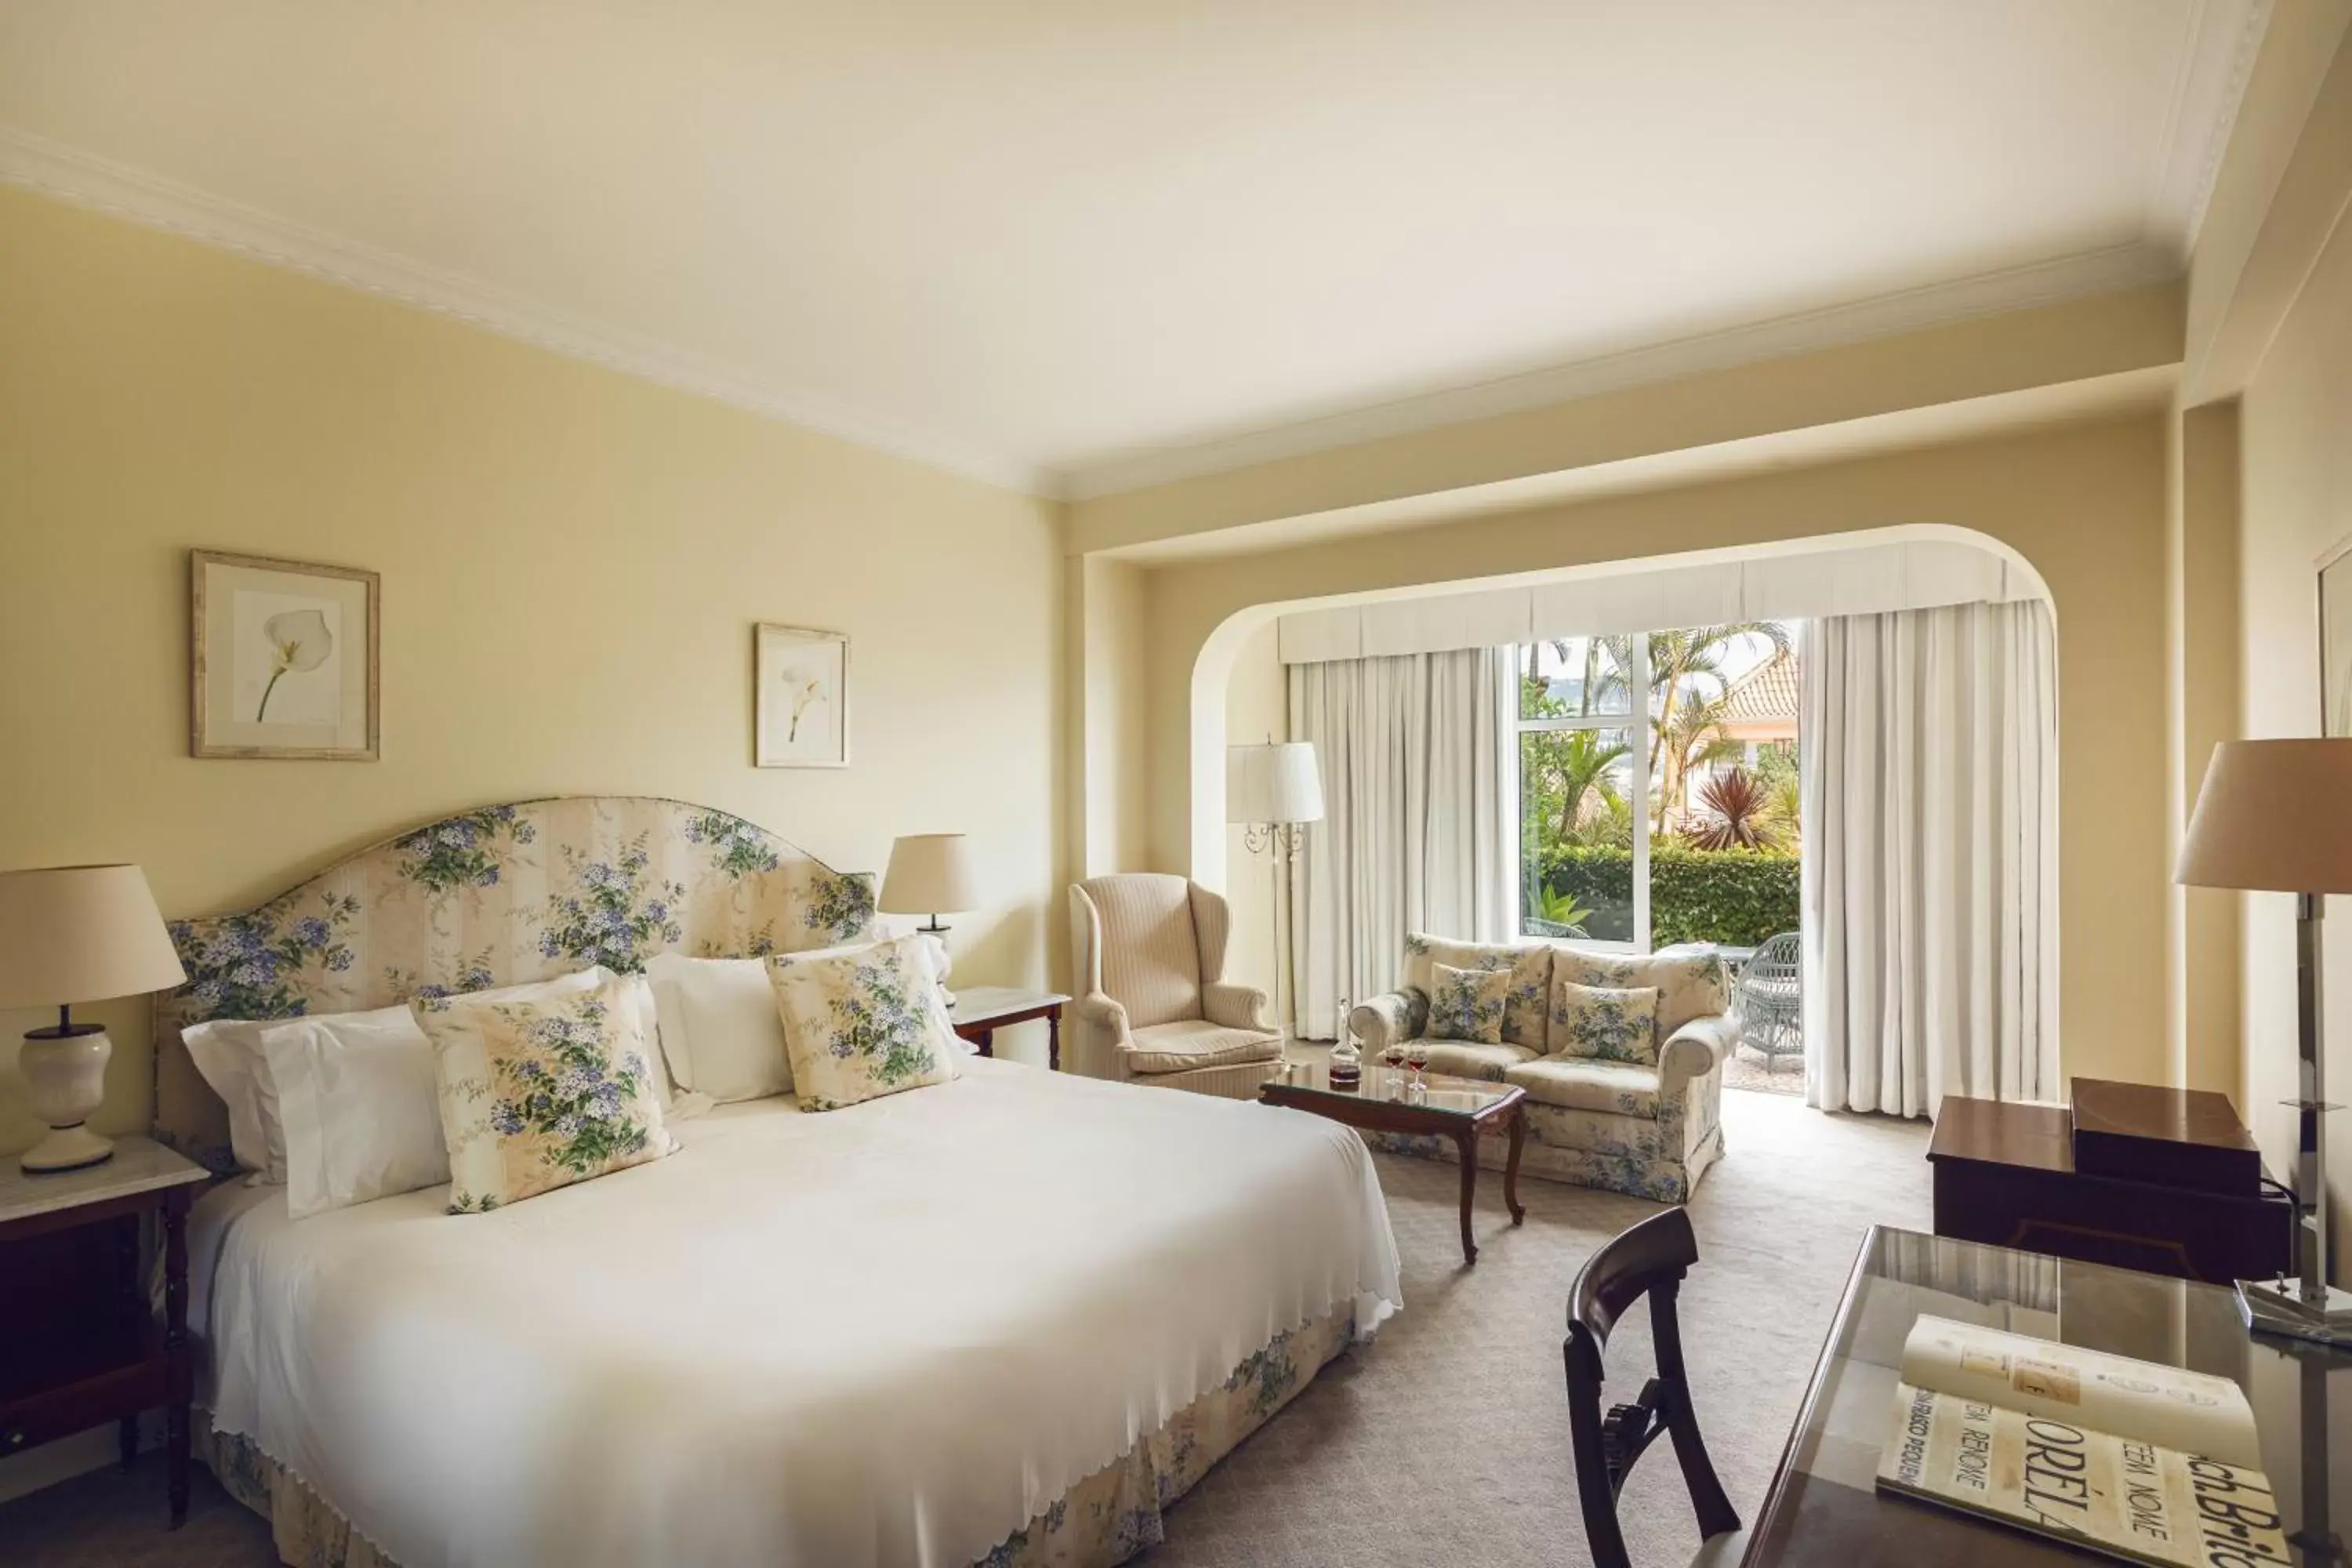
[0,1089,1930,1568]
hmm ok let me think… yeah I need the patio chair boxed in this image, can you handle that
[1731,931,1802,1071]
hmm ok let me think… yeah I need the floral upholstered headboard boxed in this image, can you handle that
[153,796,877,1172]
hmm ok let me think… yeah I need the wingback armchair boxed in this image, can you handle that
[1066,874,1283,1099]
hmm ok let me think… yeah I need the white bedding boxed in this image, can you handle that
[190,1058,1401,1568]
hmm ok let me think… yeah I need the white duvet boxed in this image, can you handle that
[191,1058,1401,1568]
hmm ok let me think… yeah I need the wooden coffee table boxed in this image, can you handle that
[1261,1060,1526,1265]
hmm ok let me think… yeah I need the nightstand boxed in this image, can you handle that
[948,987,1070,1069]
[0,1136,209,1526]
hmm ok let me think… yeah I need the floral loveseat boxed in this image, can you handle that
[1348,935,1737,1202]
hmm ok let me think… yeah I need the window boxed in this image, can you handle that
[1512,636,1647,946]
[1508,623,1799,952]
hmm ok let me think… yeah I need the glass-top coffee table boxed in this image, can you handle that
[1260,1060,1526,1265]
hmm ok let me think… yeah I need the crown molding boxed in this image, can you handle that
[0,126,1053,498]
[2147,0,2273,260]
[1058,241,2179,501]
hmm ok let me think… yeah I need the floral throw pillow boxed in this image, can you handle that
[1426,961,1511,1045]
[412,973,674,1214]
[1550,979,1660,1067]
[765,935,960,1112]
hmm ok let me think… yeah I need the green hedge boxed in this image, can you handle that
[1537,844,1799,949]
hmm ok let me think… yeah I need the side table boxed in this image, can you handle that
[948,987,1070,1069]
[0,1136,209,1526]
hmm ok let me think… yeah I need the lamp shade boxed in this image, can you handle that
[2177,739,2352,894]
[879,833,980,914]
[0,864,187,1010]
[1227,742,1324,826]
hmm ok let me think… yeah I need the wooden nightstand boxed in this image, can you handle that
[948,987,1069,1069]
[0,1136,209,1526]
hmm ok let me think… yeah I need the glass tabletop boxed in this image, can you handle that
[1744,1225,2352,1566]
[1263,1058,1518,1118]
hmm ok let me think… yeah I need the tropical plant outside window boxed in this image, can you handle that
[1512,622,1800,950]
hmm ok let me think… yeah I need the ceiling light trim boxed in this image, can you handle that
[1058,241,2177,501]
[0,125,1054,497]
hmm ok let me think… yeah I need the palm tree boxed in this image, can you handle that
[1644,622,1791,822]
[1657,692,1744,827]
[1552,728,1629,840]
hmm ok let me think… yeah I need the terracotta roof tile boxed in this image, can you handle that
[1719,655,1799,724]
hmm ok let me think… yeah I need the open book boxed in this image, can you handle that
[1875,1316,2291,1566]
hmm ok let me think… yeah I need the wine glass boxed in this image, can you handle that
[1404,1037,1432,1092]
[1382,1040,1408,1097]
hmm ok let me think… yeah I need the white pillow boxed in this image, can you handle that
[181,1015,282,1179]
[183,967,658,1192]
[649,935,949,1102]
[263,967,663,1218]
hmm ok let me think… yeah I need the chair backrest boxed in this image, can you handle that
[1073,873,1205,1030]
[1563,1208,1740,1568]
[1735,931,1802,995]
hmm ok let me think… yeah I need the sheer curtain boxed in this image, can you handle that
[1289,648,1506,1039]
[1801,601,2059,1116]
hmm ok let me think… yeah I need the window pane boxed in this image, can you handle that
[1517,637,1633,721]
[1518,726,1635,942]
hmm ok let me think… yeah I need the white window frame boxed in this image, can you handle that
[1504,637,1650,953]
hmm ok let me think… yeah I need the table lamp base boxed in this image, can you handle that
[2238,1276,2352,1349]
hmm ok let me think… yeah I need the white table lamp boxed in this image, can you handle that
[880,833,979,1007]
[1228,740,1324,1069]
[0,864,187,1173]
[2177,739,2352,1345]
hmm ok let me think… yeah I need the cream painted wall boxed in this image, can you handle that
[1076,555,1152,878]
[1220,619,1288,1017]
[2233,201,2352,1273]
[1068,284,2183,556]
[1142,416,2172,1088]
[0,183,1066,1155]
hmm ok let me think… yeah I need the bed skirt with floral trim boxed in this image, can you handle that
[200,1305,1354,1568]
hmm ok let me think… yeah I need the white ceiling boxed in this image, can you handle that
[0,2,2265,498]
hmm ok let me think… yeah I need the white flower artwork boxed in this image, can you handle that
[754,623,849,768]
[192,550,379,760]
[236,593,342,725]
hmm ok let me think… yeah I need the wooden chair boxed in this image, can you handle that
[1563,1207,1741,1567]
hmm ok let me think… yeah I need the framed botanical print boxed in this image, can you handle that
[2323,535,2352,738]
[191,550,379,760]
[754,623,849,768]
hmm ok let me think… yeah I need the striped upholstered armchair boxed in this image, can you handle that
[1065,874,1283,1099]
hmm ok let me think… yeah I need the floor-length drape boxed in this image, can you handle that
[1290,648,1505,1039]
[1801,601,2058,1116]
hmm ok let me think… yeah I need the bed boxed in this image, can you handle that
[152,797,1402,1568]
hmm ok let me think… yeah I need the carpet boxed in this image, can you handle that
[0,1089,1931,1568]
[1720,1044,1805,1098]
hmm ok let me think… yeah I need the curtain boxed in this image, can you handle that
[1289,648,1505,1039]
[1802,601,2059,1116]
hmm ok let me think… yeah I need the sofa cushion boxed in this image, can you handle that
[1427,962,1510,1044]
[1417,1040,1538,1083]
[1548,946,1728,1049]
[1504,1057,1661,1119]
[1550,978,1659,1067]
[1124,1018,1281,1076]
[1402,933,1549,1049]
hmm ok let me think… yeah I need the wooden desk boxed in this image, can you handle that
[1927,1095,2292,1283]
[1742,1226,2350,1567]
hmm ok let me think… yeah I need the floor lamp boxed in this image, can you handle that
[2176,738,2352,1347]
[1228,740,1324,1072]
